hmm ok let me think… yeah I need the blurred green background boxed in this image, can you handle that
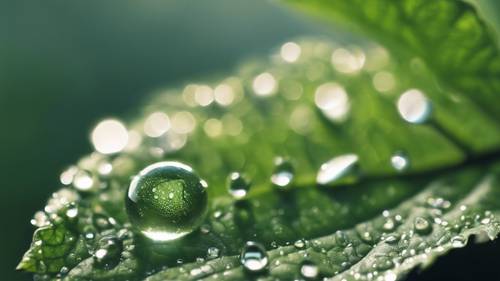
[1,1,499,281]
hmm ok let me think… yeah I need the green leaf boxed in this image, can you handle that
[284,0,500,123]
[17,0,500,280]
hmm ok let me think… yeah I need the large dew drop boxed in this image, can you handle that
[316,154,359,185]
[397,89,432,123]
[126,161,208,242]
[240,241,269,273]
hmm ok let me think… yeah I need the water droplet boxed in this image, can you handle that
[300,260,319,280]
[240,241,268,273]
[144,112,171,137]
[97,161,113,176]
[294,239,306,249]
[331,48,365,74]
[426,197,451,210]
[397,89,432,123]
[384,234,400,244]
[91,119,129,154]
[271,157,294,189]
[390,152,409,172]
[314,82,350,123]
[383,218,395,231]
[372,71,395,93]
[414,217,432,235]
[451,235,467,248]
[60,166,78,185]
[31,211,50,227]
[207,247,220,260]
[253,72,277,97]
[316,154,359,185]
[94,236,122,269]
[281,42,301,63]
[227,172,251,199]
[72,169,95,191]
[65,207,78,219]
[126,161,208,242]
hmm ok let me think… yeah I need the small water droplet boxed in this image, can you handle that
[73,170,95,191]
[207,247,220,260]
[271,157,294,189]
[31,211,50,227]
[60,166,78,185]
[426,197,451,209]
[316,154,359,185]
[253,72,277,97]
[65,207,78,219]
[300,260,319,280]
[294,239,306,249]
[240,241,268,273]
[91,119,129,154]
[314,82,350,123]
[227,172,251,199]
[281,41,302,63]
[93,236,122,269]
[414,217,432,235]
[451,235,467,248]
[126,161,208,242]
[384,234,400,244]
[383,218,395,231]
[390,152,409,172]
[397,89,432,123]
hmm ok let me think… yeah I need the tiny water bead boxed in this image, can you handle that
[397,89,432,124]
[240,241,269,273]
[316,154,359,185]
[390,151,410,172]
[227,172,251,199]
[414,216,432,235]
[271,157,295,189]
[126,161,208,242]
[300,260,319,280]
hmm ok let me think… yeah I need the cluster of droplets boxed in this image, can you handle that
[24,38,488,281]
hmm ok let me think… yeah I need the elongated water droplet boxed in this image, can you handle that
[300,260,319,280]
[271,157,294,189]
[390,151,409,172]
[397,89,431,123]
[227,172,251,199]
[414,217,432,235]
[126,161,208,242]
[316,154,359,185]
[240,241,268,273]
[94,236,122,269]
[451,235,467,248]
